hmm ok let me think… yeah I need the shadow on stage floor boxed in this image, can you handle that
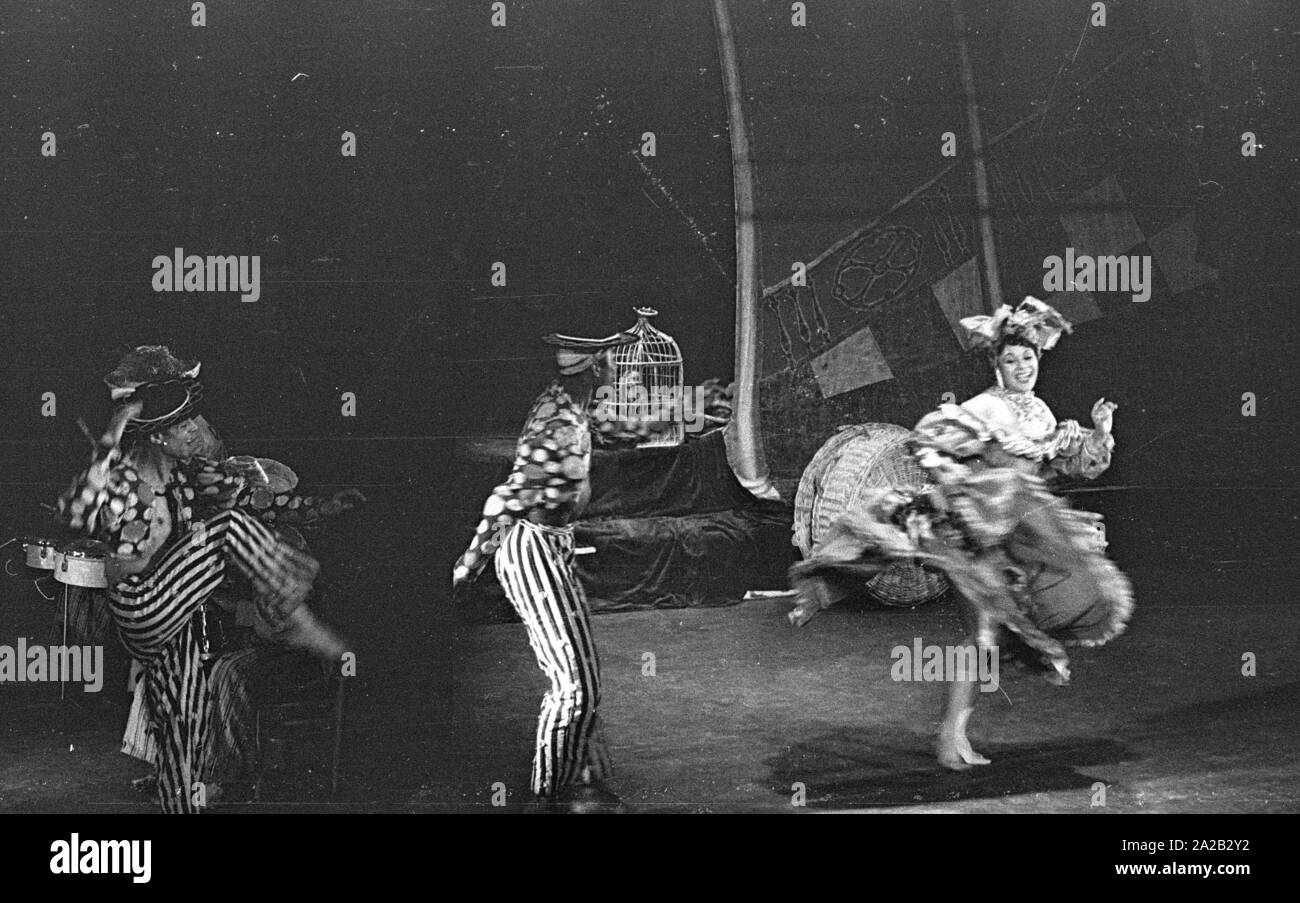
[767,732,1132,808]
[765,681,1300,809]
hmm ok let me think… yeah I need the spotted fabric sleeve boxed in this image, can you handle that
[172,457,349,529]
[169,457,249,525]
[58,451,161,556]
[252,491,340,528]
[452,383,592,590]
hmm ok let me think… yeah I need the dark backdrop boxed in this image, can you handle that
[0,0,1295,803]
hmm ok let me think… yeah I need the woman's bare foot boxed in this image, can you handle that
[937,706,991,770]
[788,600,821,627]
[1044,656,1071,686]
[937,728,992,770]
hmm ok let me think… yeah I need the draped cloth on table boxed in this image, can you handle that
[573,429,794,611]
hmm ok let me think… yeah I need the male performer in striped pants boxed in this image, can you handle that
[59,346,348,813]
[116,413,364,799]
[452,331,659,813]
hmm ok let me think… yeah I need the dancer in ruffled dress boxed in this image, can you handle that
[788,297,1132,770]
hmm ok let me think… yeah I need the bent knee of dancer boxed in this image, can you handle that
[253,582,314,631]
[234,540,320,625]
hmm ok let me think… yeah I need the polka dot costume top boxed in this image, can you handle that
[171,456,339,528]
[59,446,162,558]
[59,446,339,562]
[451,380,662,590]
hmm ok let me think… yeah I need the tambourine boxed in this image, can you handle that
[223,456,298,492]
[223,455,301,510]
[24,537,60,570]
[54,539,113,588]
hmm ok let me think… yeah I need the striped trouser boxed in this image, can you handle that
[108,507,318,813]
[122,645,260,784]
[494,520,609,797]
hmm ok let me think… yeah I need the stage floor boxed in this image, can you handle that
[2,562,1296,813]
[435,565,1300,813]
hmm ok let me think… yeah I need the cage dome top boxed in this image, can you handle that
[626,307,675,343]
[612,306,681,367]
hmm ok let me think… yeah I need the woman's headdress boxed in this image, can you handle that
[960,296,1073,355]
[103,345,204,435]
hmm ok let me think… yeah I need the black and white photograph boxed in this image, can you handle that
[0,0,1295,868]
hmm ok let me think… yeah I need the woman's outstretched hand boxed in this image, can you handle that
[1091,397,1117,435]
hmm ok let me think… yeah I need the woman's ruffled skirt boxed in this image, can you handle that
[788,468,1134,667]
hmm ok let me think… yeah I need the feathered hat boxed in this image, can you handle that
[960,296,1073,355]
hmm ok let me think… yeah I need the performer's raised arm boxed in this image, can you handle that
[1047,398,1117,480]
[175,455,365,528]
[58,398,141,533]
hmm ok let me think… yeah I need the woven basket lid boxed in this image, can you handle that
[794,424,948,607]
[793,424,878,556]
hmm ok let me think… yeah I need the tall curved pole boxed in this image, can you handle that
[710,0,777,499]
[952,0,1004,311]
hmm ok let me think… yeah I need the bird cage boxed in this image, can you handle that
[608,307,685,447]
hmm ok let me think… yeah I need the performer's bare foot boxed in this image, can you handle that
[937,706,990,770]
[1044,656,1071,686]
[788,577,842,626]
[788,599,820,627]
[937,727,992,770]
[938,613,995,771]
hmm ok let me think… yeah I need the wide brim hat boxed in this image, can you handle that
[103,345,204,434]
[542,331,638,375]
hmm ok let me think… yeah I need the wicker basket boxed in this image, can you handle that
[793,424,948,607]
